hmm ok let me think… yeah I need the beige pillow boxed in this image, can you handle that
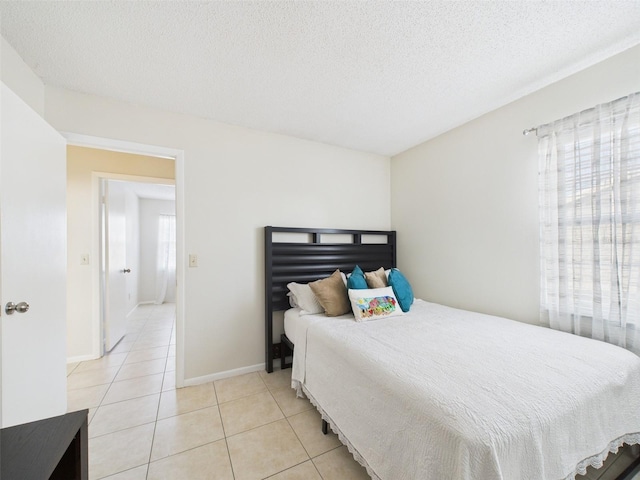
[309,269,350,316]
[365,267,388,289]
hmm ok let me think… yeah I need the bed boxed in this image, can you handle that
[264,226,640,480]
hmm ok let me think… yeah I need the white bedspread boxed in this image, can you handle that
[284,307,347,347]
[291,300,640,480]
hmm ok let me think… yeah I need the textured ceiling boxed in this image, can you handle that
[1,1,640,156]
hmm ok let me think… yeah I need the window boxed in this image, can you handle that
[538,92,640,353]
[155,214,176,304]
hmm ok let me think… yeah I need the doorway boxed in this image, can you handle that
[64,137,185,389]
[100,178,177,353]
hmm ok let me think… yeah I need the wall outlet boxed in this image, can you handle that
[80,254,90,265]
[189,254,198,267]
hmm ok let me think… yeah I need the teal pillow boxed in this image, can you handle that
[347,265,368,290]
[388,268,414,312]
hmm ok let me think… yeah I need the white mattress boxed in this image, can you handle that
[283,308,304,346]
[291,299,640,480]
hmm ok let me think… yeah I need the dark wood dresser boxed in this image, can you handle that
[1,409,88,480]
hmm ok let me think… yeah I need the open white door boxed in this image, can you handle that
[0,83,67,427]
[102,179,128,351]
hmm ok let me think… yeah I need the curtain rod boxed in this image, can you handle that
[522,91,639,137]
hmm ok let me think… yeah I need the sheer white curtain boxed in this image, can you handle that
[155,214,176,305]
[539,92,640,354]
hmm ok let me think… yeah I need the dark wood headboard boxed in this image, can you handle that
[264,226,396,372]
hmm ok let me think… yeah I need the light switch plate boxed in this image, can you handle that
[189,254,198,267]
[80,254,90,265]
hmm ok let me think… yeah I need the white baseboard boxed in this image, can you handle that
[67,354,97,364]
[182,363,265,387]
[127,301,156,318]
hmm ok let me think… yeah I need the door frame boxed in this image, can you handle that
[63,132,186,389]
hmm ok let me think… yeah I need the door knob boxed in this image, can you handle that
[123,268,131,273]
[5,301,30,315]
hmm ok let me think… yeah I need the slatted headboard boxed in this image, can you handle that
[264,226,397,372]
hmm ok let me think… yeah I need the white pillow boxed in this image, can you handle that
[287,282,324,315]
[348,287,403,322]
[287,291,298,308]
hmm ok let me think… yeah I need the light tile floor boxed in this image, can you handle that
[66,303,639,480]
[66,303,370,480]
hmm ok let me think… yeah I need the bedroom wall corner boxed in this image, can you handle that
[0,35,45,116]
[390,43,640,325]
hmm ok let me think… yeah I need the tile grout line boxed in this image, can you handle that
[219,373,279,479]
[94,309,155,416]
[144,305,176,478]
[264,369,347,479]
[90,306,155,479]
[272,381,315,461]
[77,311,152,425]
[268,380,325,478]
[158,313,176,393]
[145,346,165,479]
[87,304,170,479]
[85,304,349,480]
[264,372,330,480]
[112,304,170,478]
[211,372,238,479]
[222,373,332,479]
[134,304,164,480]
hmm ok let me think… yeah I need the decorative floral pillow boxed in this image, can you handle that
[348,287,404,322]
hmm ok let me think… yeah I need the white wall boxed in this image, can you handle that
[47,88,391,381]
[391,44,640,325]
[139,198,176,304]
[0,36,44,116]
